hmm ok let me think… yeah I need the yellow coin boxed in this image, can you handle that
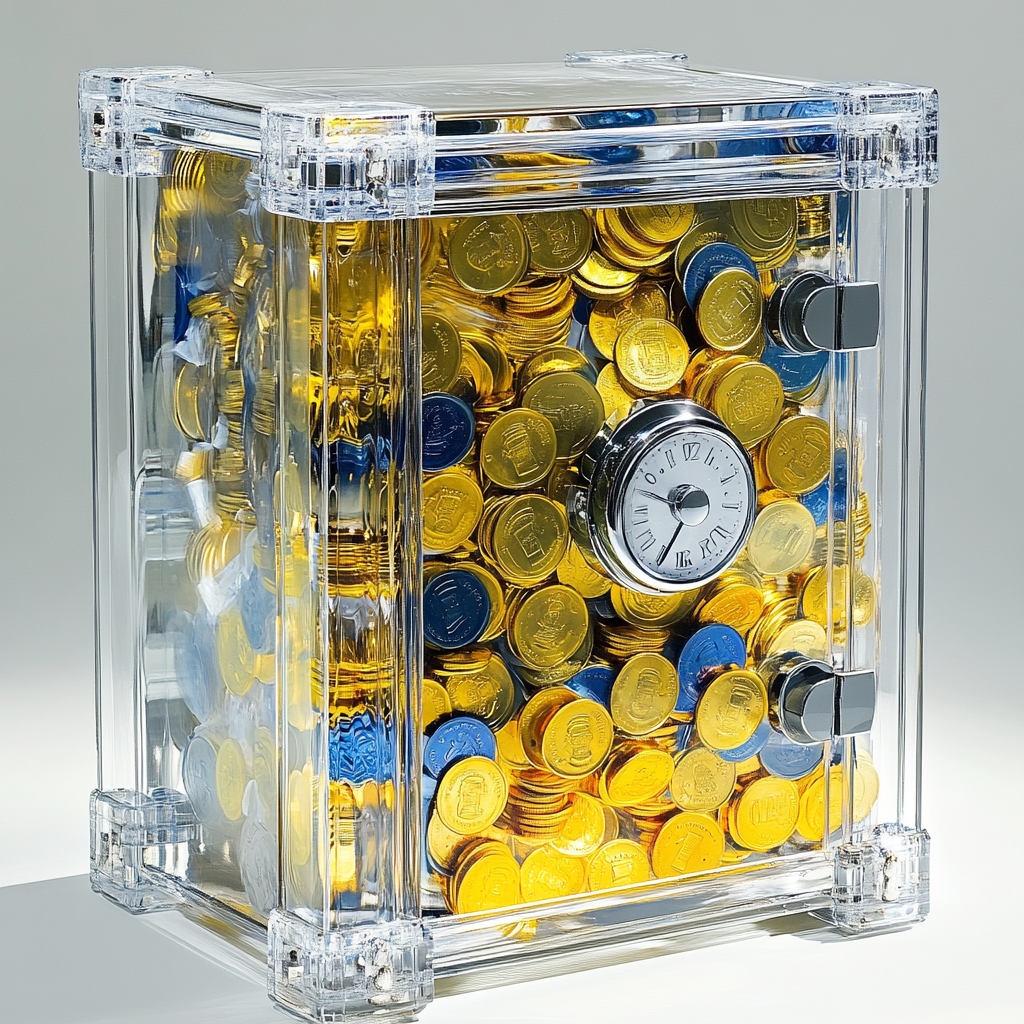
[571,251,641,299]
[588,281,670,360]
[611,586,699,629]
[710,361,784,446]
[445,655,515,729]
[669,747,737,812]
[520,210,593,274]
[494,719,531,770]
[287,767,313,868]
[610,653,679,735]
[421,312,463,392]
[520,847,588,902]
[765,618,828,660]
[480,408,558,490]
[595,363,638,420]
[697,581,764,632]
[604,747,675,806]
[422,678,452,729]
[550,793,607,857]
[747,499,816,575]
[215,737,247,821]
[426,812,471,874]
[422,471,484,552]
[615,318,689,393]
[448,215,529,295]
[801,565,876,632]
[622,203,696,244]
[763,415,831,494]
[253,725,275,812]
[435,756,509,835]
[651,812,725,878]
[557,540,612,599]
[511,585,589,671]
[696,268,764,352]
[522,372,605,458]
[519,686,577,767]
[217,605,256,696]
[795,766,843,842]
[586,839,651,891]
[541,698,614,778]
[728,198,798,269]
[854,755,880,822]
[492,494,569,585]
[695,669,767,751]
[729,776,800,851]
[518,346,593,391]
[454,847,521,914]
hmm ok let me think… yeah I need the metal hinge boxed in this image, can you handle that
[767,272,880,354]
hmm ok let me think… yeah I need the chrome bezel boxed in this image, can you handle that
[584,399,756,593]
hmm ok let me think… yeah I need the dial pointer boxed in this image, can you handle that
[638,489,674,506]
[656,521,684,566]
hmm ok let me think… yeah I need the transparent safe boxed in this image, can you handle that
[81,51,935,1021]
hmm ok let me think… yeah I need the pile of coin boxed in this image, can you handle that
[418,197,880,916]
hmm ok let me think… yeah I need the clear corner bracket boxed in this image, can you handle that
[79,66,212,176]
[259,104,436,222]
[268,911,433,1022]
[835,83,939,189]
[90,788,196,913]
[830,824,931,934]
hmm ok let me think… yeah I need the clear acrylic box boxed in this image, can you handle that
[81,51,936,1021]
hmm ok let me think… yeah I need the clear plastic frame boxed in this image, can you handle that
[84,53,934,1021]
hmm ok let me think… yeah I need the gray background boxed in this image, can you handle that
[0,0,1020,1019]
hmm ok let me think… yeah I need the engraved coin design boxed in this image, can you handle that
[651,812,725,878]
[695,669,768,751]
[436,755,509,834]
[763,415,831,494]
[521,210,593,274]
[586,839,651,892]
[422,471,484,552]
[541,698,614,777]
[728,776,800,851]
[669,747,737,811]
[697,268,764,352]
[746,499,816,575]
[610,653,679,735]
[522,371,605,458]
[480,408,558,489]
[615,318,690,393]
[449,215,530,294]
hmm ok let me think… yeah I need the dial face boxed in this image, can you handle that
[618,425,753,587]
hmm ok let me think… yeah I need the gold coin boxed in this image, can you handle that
[541,699,614,778]
[445,655,515,729]
[519,686,577,767]
[494,719,532,771]
[795,766,843,842]
[550,793,607,857]
[518,346,594,392]
[728,198,798,269]
[571,251,641,299]
[610,653,679,736]
[421,312,463,392]
[765,618,828,660]
[586,839,651,891]
[729,776,800,851]
[215,738,247,821]
[557,540,612,599]
[695,669,767,751]
[595,363,638,421]
[588,281,670,360]
[669,747,737,812]
[480,408,558,489]
[710,361,784,446]
[422,471,484,552]
[696,268,764,352]
[217,605,257,696]
[696,583,763,632]
[651,812,725,878]
[622,203,696,244]
[521,372,605,458]
[854,755,880,822]
[615,318,689,393]
[520,846,588,902]
[747,499,816,575]
[426,812,472,874]
[422,678,452,729]
[512,585,589,671]
[436,756,509,835]
[448,215,529,295]
[492,494,569,585]
[521,210,593,274]
[610,587,699,629]
[604,747,675,806]
[763,415,831,494]
[454,847,521,914]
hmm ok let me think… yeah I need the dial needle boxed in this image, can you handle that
[657,521,684,566]
[637,489,673,506]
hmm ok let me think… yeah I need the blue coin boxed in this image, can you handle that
[238,565,276,654]
[579,109,658,129]
[422,393,475,472]
[673,721,694,751]
[423,717,497,778]
[799,447,847,527]
[784,101,839,156]
[586,593,617,621]
[760,338,827,396]
[717,720,771,763]
[423,570,490,650]
[173,264,202,341]
[760,728,824,779]
[566,665,616,707]
[682,242,759,310]
[572,294,595,324]
[676,624,747,713]
[330,710,389,784]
